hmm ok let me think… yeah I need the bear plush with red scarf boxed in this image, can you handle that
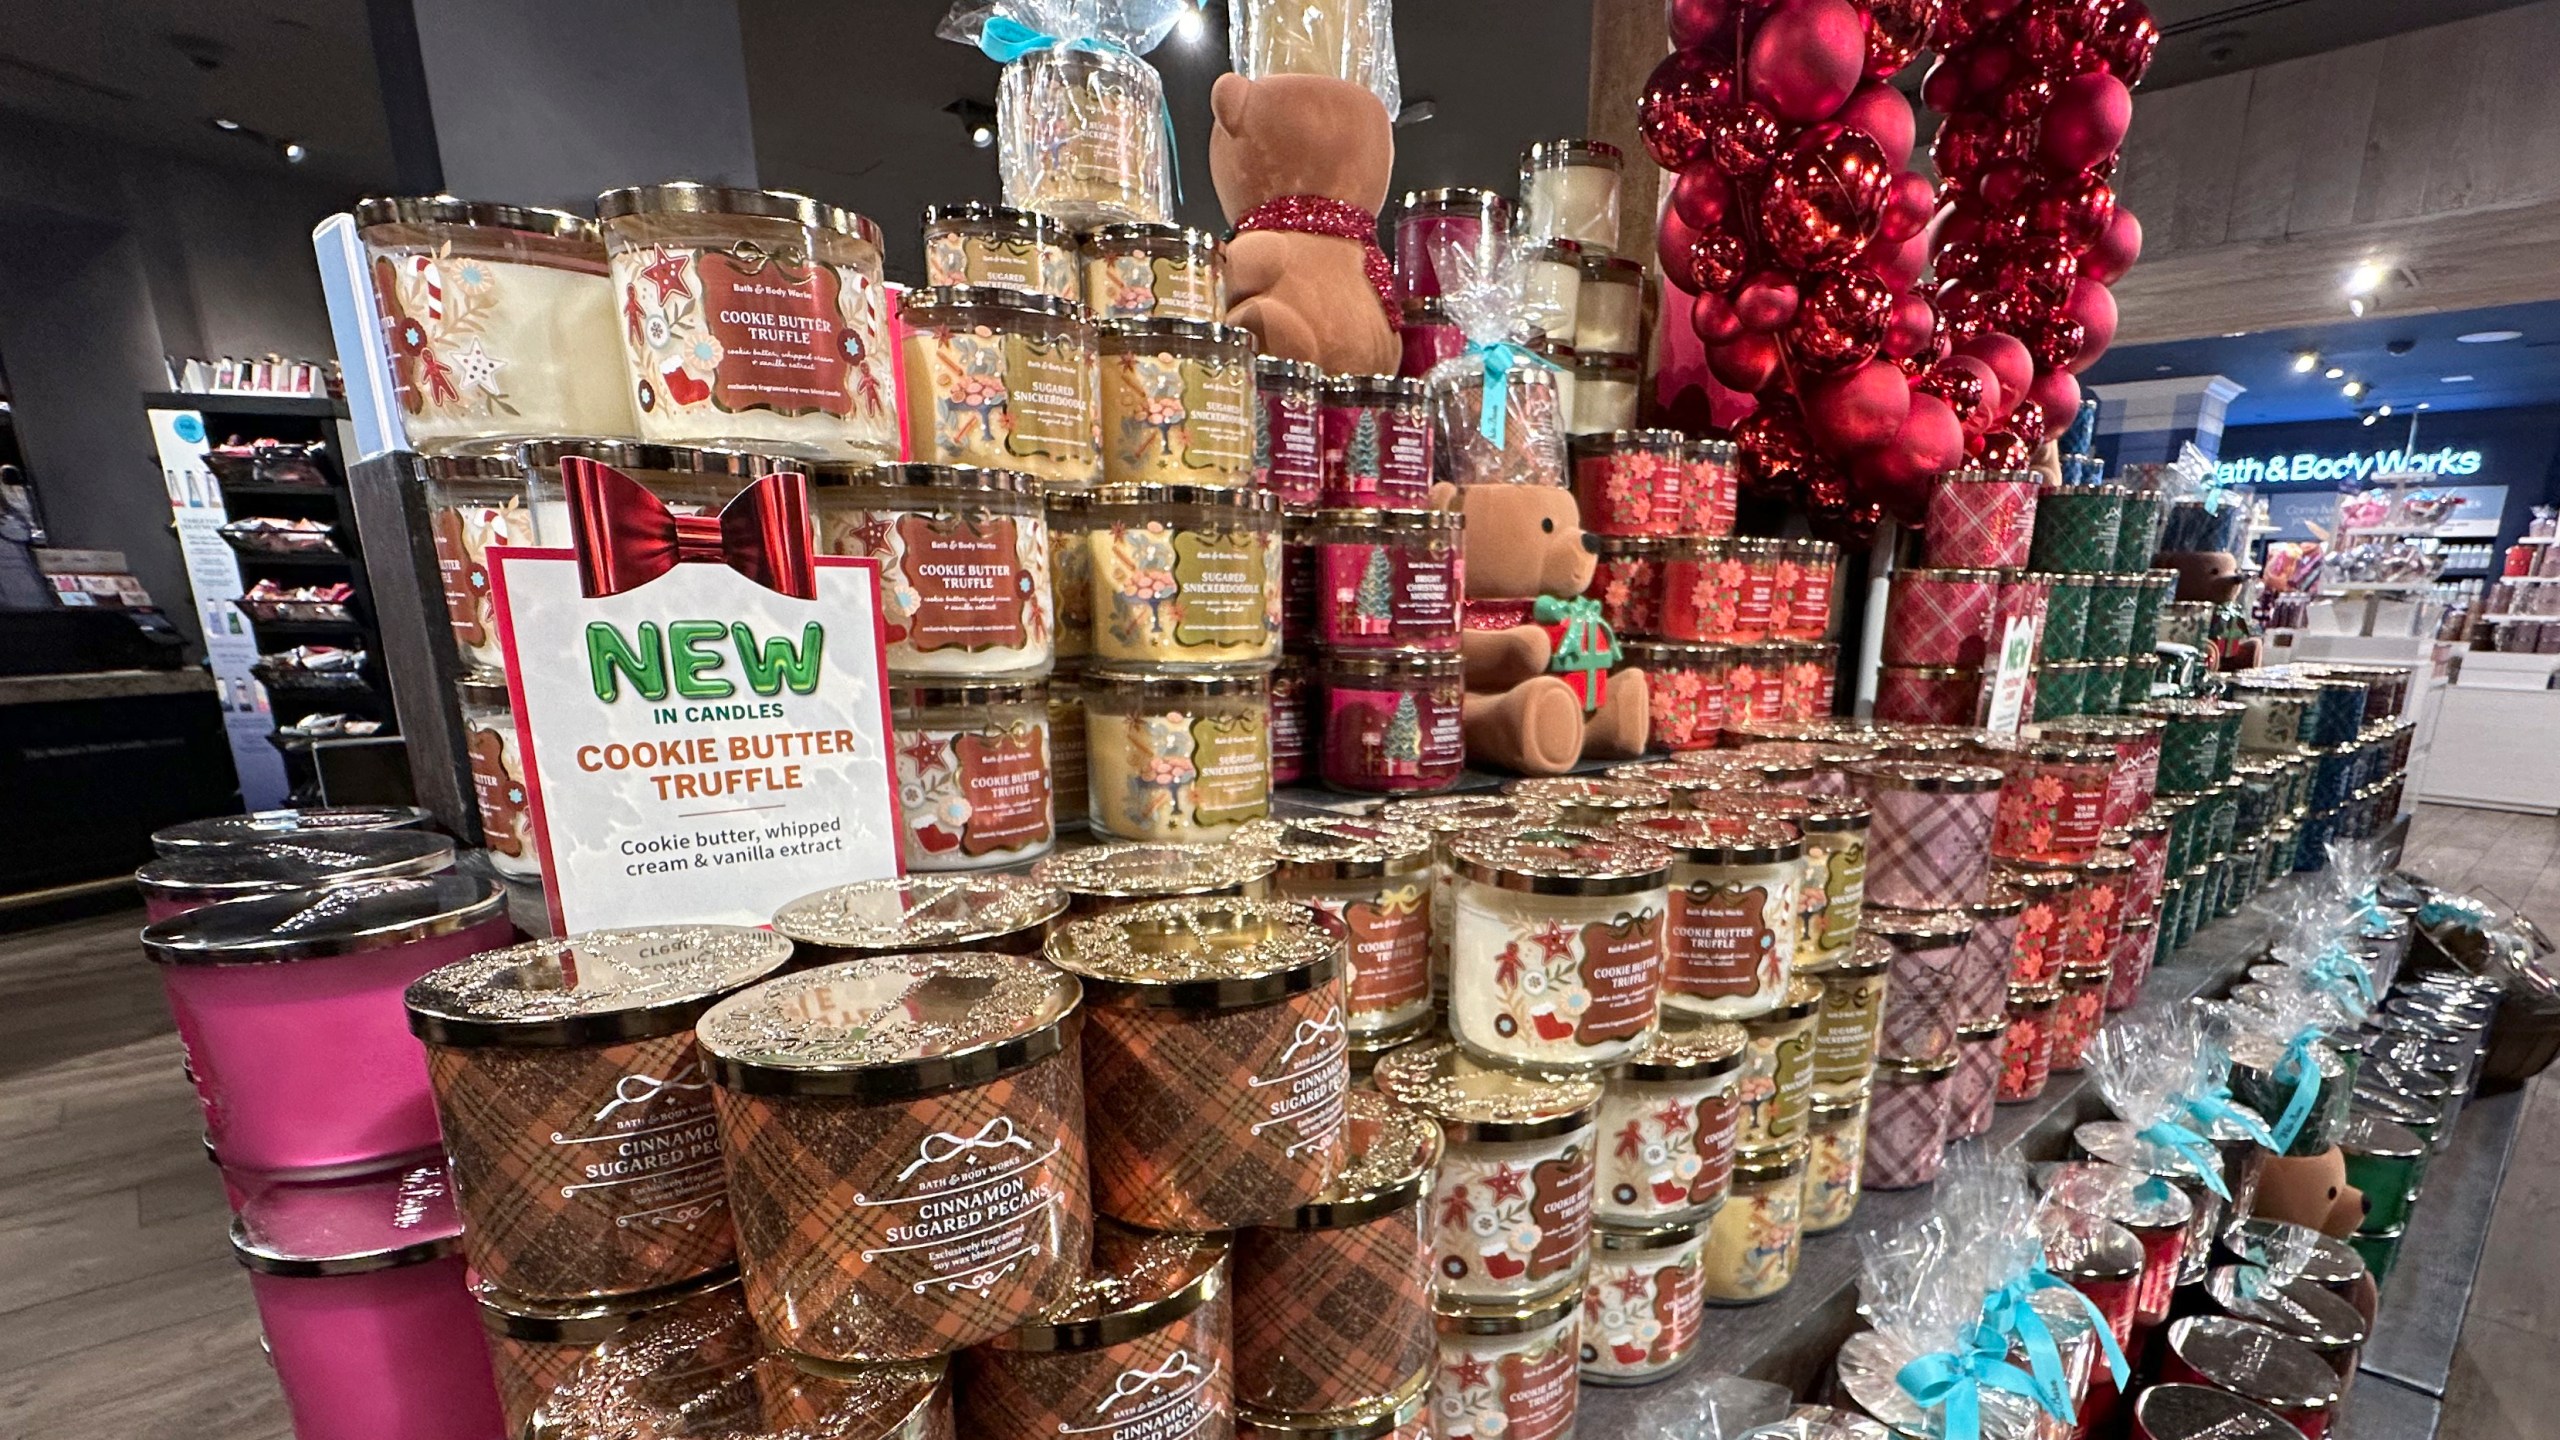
[1208,71,1400,377]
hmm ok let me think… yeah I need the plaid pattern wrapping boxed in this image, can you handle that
[759,1365,951,1437]
[2029,490,2125,573]
[430,1032,736,1301]
[1234,1206,1433,1412]
[1955,910,2016,1026]
[1085,984,1349,1230]
[1949,1029,2002,1139]
[1883,573,1998,667]
[1861,1073,1949,1190]
[960,1282,1232,1440]
[2113,494,2164,572]
[1877,943,1962,1064]
[712,1049,1091,1362]
[2039,579,2092,663]
[1873,665,1982,726]
[2156,718,2221,793]
[488,1332,588,1438]
[2085,581,2140,657]
[2107,925,2154,1011]
[1864,788,1996,910]
[1925,476,2039,569]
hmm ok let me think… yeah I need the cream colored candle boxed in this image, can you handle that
[1517,242,1584,347]
[420,455,537,678]
[1374,1042,1600,1305]
[900,287,1101,488]
[1574,254,1646,359]
[1579,1221,1706,1383]
[1520,139,1626,253]
[1572,356,1640,435]
[813,463,1052,679]
[1595,1023,1745,1225]
[1446,828,1673,1071]
[1083,666,1271,843]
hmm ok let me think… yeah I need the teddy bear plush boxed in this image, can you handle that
[1438,480,1650,774]
[1208,71,1400,377]
[2250,1148,2368,1239]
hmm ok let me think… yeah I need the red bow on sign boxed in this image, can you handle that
[561,456,818,601]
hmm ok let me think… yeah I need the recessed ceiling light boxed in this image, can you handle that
[211,116,240,131]
[2155,364,2172,373]
[2377,404,2393,417]
[970,123,994,148]
[2441,374,2474,383]
[280,140,306,163]
[2418,402,2431,410]
[2348,297,2368,317]
[2292,351,2319,373]
[2223,331,2248,338]
[2341,380,2366,399]
[1174,4,1206,40]
[2323,367,2345,380]
[2457,330,2522,344]
[2361,412,2379,427]
[2344,262,2390,296]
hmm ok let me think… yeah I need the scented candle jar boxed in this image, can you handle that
[1996,866,2075,986]
[1047,899,1349,1229]
[1656,538,1739,642]
[1045,486,1096,659]
[1507,775,1677,829]
[2040,1161,2190,1327]
[1803,937,1890,1100]
[1839,1330,2040,1440]
[151,804,436,854]
[962,1225,1230,1440]
[1446,827,1672,1070]
[1282,510,1319,646]
[1782,541,1839,641]
[1517,240,1586,345]
[1433,1292,1581,1439]
[2033,661,2093,720]
[1673,440,1737,537]
[1374,1041,1601,1303]
[1051,668,1093,824]
[1520,139,1626,252]
[1399,298,1466,379]
[2230,1032,2354,1158]
[2029,484,2127,572]
[1802,1093,1869,1233]
[815,462,1052,679]
[1433,351,1570,487]
[1084,224,1227,322]
[1864,906,1972,1064]
[454,681,538,880]
[1596,1023,1747,1225]
[2109,916,2157,1010]
[1735,539,1787,641]
[2132,1384,2305,1440]
[1924,469,2040,569]
[1846,760,2004,910]
[900,285,1102,485]
[1702,1141,1808,1305]
[230,1161,508,1440]
[2037,713,2165,829]
[142,876,515,1177]
[2038,573,2093,661]
[1321,374,1435,507]
[1269,655,1310,787]
[1779,643,1839,721]
[994,45,1174,225]
[2037,1205,2144,1353]
[356,196,634,456]
[1642,813,1804,1022]
[1874,664,1982,726]
[1254,355,1324,505]
[1862,1053,1954,1190]
[1736,976,1822,1151]
[1394,187,1510,301]
[1034,840,1276,916]
[1999,983,2058,1102]
[2160,1317,2341,1438]
[135,831,457,923]
[1236,1090,1439,1417]
[2075,1121,2225,1286]
[405,925,792,1301]
[1318,651,1467,795]
[421,454,538,677]
[1385,795,1558,1002]
[1580,1220,1707,1384]
[1759,791,1868,963]
[1725,645,1793,731]
[1628,640,1731,752]
[2203,1267,2368,1387]
[1086,485,1280,667]
[695,951,1090,1361]
[1883,568,2001,667]
[921,201,1078,299]
[1983,737,2114,865]
[888,683,1056,869]
[1244,816,1435,1039]
[596,184,895,461]
[2049,969,2107,1074]
[1957,884,2024,1024]
[1950,1019,2006,1140]
[1313,506,1464,650]
[1573,429,1691,537]
[1573,354,1642,435]
[770,873,1070,964]
[1099,318,1256,487]
[474,1272,739,1437]
[2064,848,2133,975]
[1576,253,1648,358]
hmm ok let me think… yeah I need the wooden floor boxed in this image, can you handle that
[0,804,2551,1440]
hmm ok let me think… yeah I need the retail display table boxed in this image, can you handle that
[2360,1085,2526,1396]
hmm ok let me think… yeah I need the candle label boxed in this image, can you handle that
[1738,1019,1813,1147]
[1431,1135,1590,1295]
[1246,1003,1350,1161]
[1790,562,1834,638]
[432,498,535,671]
[1729,1185,1803,1301]
[823,508,1050,661]
[1587,551,1660,642]
[618,244,894,424]
[1528,1148,1596,1282]
[1690,1093,1740,1204]
[925,231,1076,299]
[465,718,533,865]
[1811,974,1885,1088]
[1808,833,1868,957]
[1172,528,1272,647]
[1667,878,1795,1002]
[2066,876,2125,971]
[1436,1319,1578,1440]
[1256,389,1322,504]
[1581,1247,1702,1378]
[1087,254,1221,321]
[1192,711,1270,828]
[1106,351,1252,481]
[1645,659,1726,751]
[1659,552,1745,642]
[1475,904,1661,1055]
[1317,883,1430,1023]
[892,720,1053,864]
[1575,913,1663,1045]
[1599,1076,1730,1219]
[1322,402,1434,506]
[1318,539,1463,648]
[998,335,1102,463]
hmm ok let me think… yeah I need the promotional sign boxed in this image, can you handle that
[144,406,290,809]
[492,463,902,932]
[1982,614,2037,735]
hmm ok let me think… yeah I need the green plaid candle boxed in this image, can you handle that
[2089,659,2127,716]
[2113,493,2164,573]
[2129,571,2174,654]
[2033,662,2087,720]
[2118,655,2155,710]
[2037,574,2093,662]
[2029,486,2126,573]
[2084,576,2141,658]
[2139,699,2224,793]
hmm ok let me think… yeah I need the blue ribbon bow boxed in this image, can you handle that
[976,18,1184,203]
[1898,1324,2044,1440]
[2135,1116,2232,1201]
[2268,1030,2328,1153]
[2004,1263,2134,1397]
[2180,1081,2279,1150]
[1465,340,1555,449]
[2308,944,2377,1008]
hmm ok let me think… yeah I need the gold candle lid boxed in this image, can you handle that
[406,926,794,1049]
[1845,759,2004,793]
[1033,841,1278,911]
[1265,1090,1443,1231]
[770,874,1068,961]
[1239,815,1432,882]
[1741,974,1824,1025]
[1863,906,1974,949]
[985,1222,1229,1355]
[1372,1040,1602,1142]
[1612,810,1804,866]
[1681,787,1872,833]
[1734,1139,1811,1181]
[1447,826,1674,897]
[1045,897,1341,1009]
[1431,1289,1580,1337]
[1614,1021,1747,1081]
[1505,775,1676,826]
[1807,932,1892,979]
[1594,1216,1706,1252]
[695,951,1078,1100]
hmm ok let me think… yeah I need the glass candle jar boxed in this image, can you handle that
[595,184,894,461]
[1736,975,1822,1152]
[405,925,792,1302]
[1375,1042,1601,1303]
[1596,1022,1747,1225]
[454,679,537,880]
[1282,510,1319,647]
[2077,1120,2227,1289]
[2203,1267,2368,1389]
[1590,538,1666,640]
[1656,538,1740,643]
[1883,568,2002,667]
[1924,468,2041,569]
[1580,1219,1707,1384]
[1681,440,1739,537]
[994,45,1174,226]
[1521,139,1625,252]
[1269,655,1310,787]
[1047,899,1349,1229]
[1313,506,1464,651]
[1874,664,1983,726]
[1399,298,1466,380]
[1803,1093,1869,1234]
[2038,713,2166,830]
[1517,240,1586,345]
[1048,666,1092,826]
[2160,1317,2342,1439]
[1322,374,1435,507]
[1846,760,2004,910]
[1573,354,1642,435]
[1997,865,2076,987]
[1446,828,1673,1070]
[1644,813,1805,1021]
[1576,254,1647,358]
[770,873,1069,965]
[1627,640,1731,753]
[2109,915,2157,1010]
[1432,351,1570,490]
[888,682,1055,869]
[1236,1090,1439,1417]
[2038,1204,2144,1355]
[694,951,1091,1361]
[814,462,1052,678]
[421,455,537,677]
[1035,839,1277,915]
[1045,486,1095,660]
[1781,540,1839,642]
[1433,1292,1581,1440]
[1394,187,1511,301]
[1573,429,1690,538]
[1084,223,1226,321]
[1803,935,1890,1101]
[1244,816,1435,1039]
[2000,983,2058,1102]
[899,286,1101,486]
[1795,794,1870,964]
[1957,884,2022,1024]
[1087,485,1281,667]
[1254,355,1324,505]
[1778,643,1838,722]
[1861,1053,1954,1190]
[1865,906,1973,1063]
[1318,651,1467,795]
[1984,738,2114,866]
[962,1225,1230,1440]
[1950,1018,2006,1140]
[2040,1159,2195,1327]
[2065,848,2133,974]
[135,831,456,924]
[1702,1141,1808,1305]
[1384,795,1555,1001]
[151,804,436,854]
[141,876,514,1178]
[474,1272,740,1439]
[1099,318,1257,486]
[356,196,634,456]
[922,201,1078,299]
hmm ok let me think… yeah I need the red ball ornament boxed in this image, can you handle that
[1658,204,1705,272]
[1735,272,1803,332]
[1974,431,2033,469]
[1674,228,1753,294]
[1995,76,2057,125]
[1930,108,2004,182]
[1934,284,1997,343]
[1933,0,2026,49]
[1917,354,1995,433]
[1791,269,1896,371]
[2085,204,2142,283]
[1761,124,1895,268]
[1807,358,1914,452]
[1882,292,1939,359]
[2060,277,2117,370]
[2028,369,2083,432]
[2016,7,2080,68]
[2094,0,2160,84]
[1878,172,1939,243]
[1709,331,1787,392]
[1975,157,2041,211]
[2009,400,2049,450]
[1957,332,2034,417]
[1639,51,1736,172]
[1749,0,1869,123]
[1735,401,1817,493]
[1836,80,1919,162]
[1672,168,1735,231]
[1707,102,1787,176]
[2028,311,2091,373]
[1868,228,1931,288]
[1920,55,1969,112]
[2001,236,2081,307]
[2040,71,2134,173]
[1856,391,1964,518]
[1668,0,1743,50]
[1860,0,1944,79]
[1933,238,1995,283]
[2032,173,2119,249]
[1692,289,1747,346]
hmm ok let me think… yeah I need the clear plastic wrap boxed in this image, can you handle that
[942,0,1185,227]
[1424,230,1568,487]
[2204,976,2356,1157]
[1228,0,1401,114]
[2089,1016,2232,1198]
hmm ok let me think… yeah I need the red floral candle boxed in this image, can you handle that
[1313,508,1465,652]
[1995,866,2076,986]
[1883,568,2002,668]
[1725,647,1791,732]
[1924,468,2040,569]
[2049,968,2108,1073]
[1779,644,1838,722]
[1874,664,1982,726]
[1998,984,2057,1102]
[1681,439,1739,537]
[2037,715,2166,828]
[1624,641,1732,752]
[2065,849,2135,975]
[1657,538,1740,642]
[1731,539,1784,642]
[1982,738,2114,866]
[1572,429,1690,537]
[1587,537,1664,639]
[2109,917,2157,1011]
[1781,540,1838,641]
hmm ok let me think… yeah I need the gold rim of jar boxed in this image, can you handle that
[920,200,1073,248]
[1742,975,1823,1026]
[1432,1290,1580,1336]
[355,193,595,240]
[1876,1051,1959,1080]
[1084,222,1224,263]
[594,182,883,249]
[809,461,1040,498]
[474,1269,739,1343]
[517,438,804,478]
[1090,482,1284,514]
[1734,1139,1811,1182]
[1615,1020,1748,1081]
[1594,1217,1706,1252]
[902,283,1091,323]
[995,1240,1230,1353]
[892,680,1045,710]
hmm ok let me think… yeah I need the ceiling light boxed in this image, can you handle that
[2442,374,2474,383]
[1174,4,1206,40]
[2344,262,2389,296]
[2347,297,2368,317]
[2323,367,2345,380]
[2292,351,2319,374]
[2223,330,2247,338]
[2418,402,2431,410]
[211,117,240,131]
[280,140,306,163]
[970,123,994,149]
[2377,404,2393,417]
[2341,380,2365,399]
[2361,412,2379,427]
[2458,330,2522,344]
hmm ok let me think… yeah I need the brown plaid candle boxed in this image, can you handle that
[405,926,795,1302]
[475,1270,738,1437]
[962,1226,1233,1440]
[695,952,1092,1363]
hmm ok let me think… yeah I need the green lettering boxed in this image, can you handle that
[733,622,825,696]
[586,622,666,703]
[669,620,735,699]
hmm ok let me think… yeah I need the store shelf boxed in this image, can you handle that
[2360,1085,2527,1397]
[143,389,346,420]
[2336,1374,2440,1440]
[214,480,339,500]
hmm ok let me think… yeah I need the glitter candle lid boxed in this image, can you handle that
[2035,1205,2143,1282]
[1668,751,1819,788]
[475,1269,740,1344]
[922,199,1073,245]
[1618,1020,1748,1080]
[1994,865,2077,896]
[695,951,1079,1100]
[809,460,1039,498]
[1382,794,1554,833]
[1505,774,1676,819]
[2204,1268,2367,1350]
[230,1159,462,1277]
[770,874,1070,958]
[1238,816,1432,882]
[1044,897,1341,1008]
[2034,714,2167,741]
[1612,810,1802,865]
[2131,1384,2304,1440]
[1091,481,1285,514]
[1431,1289,1580,1337]
[2137,697,2243,721]
[1863,906,1974,948]
[405,926,795,1049]
[2165,1316,2341,1411]
[1743,739,1887,771]
[1683,787,1872,833]
[1239,1390,1427,1440]
[1808,932,1892,979]
[152,804,436,852]
[134,830,456,907]
[1747,974,1825,1025]
[356,194,597,238]
[141,875,508,965]
[1372,1040,1602,1141]
[1033,841,1278,904]
[990,1222,1229,1353]
[1844,759,2004,793]
[1272,1089,1443,1230]
[2074,848,2136,876]
[1447,826,1674,896]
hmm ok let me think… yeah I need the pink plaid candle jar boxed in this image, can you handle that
[2108,917,2158,1011]
[1957,883,2024,1026]
[1883,568,2002,668]
[1864,906,1973,1063]
[1862,1053,1955,1190]
[1949,1019,2006,1140]
[1874,665,1982,726]
[1845,760,2003,910]
[1924,469,2040,569]
[1573,429,1690,537]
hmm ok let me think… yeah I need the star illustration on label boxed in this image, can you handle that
[1529,920,1578,959]
[1484,1163,1528,1203]
[636,248,694,304]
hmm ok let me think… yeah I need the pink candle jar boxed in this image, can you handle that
[1377,1043,1602,1305]
[1949,1019,2006,1140]
[1998,983,2057,1102]
[1588,537,1665,639]
[1957,883,2023,1025]
[1844,760,2003,910]
[1864,906,1974,1063]
[1627,640,1732,752]
[142,876,515,1178]
[1398,298,1466,379]
[1658,537,1741,643]
[1874,664,1982,725]
[1780,540,1839,641]
[1681,440,1739,537]
[1572,429,1690,537]
[2050,968,2108,1074]
[1885,568,2001,668]
[1317,651,1467,795]
[1321,373,1434,508]
[230,1161,507,1440]
[1314,507,1465,650]
[1923,468,2040,569]
[2110,917,2158,1011]
[1283,511,1318,647]
[152,804,435,854]
[1394,187,1510,301]
[135,830,456,922]
[1862,1053,1954,1190]
[1271,655,1312,787]
[1724,646,1791,732]
[405,926,793,1302]
[1982,737,2114,866]
[1996,866,2076,986]
[961,1224,1233,1440]
[1254,355,1324,506]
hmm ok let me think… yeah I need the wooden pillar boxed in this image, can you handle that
[1588,0,1668,274]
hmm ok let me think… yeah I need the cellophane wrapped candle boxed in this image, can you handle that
[2037,1195,2145,1353]
[1579,1220,1707,1383]
[695,952,1092,1362]
[1446,827,1672,1069]
[1923,468,2041,569]
[1394,187,1509,301]
[1863,906,1972,1063]
[1802,1093,1869,1233]
[1572,429,1690,537]
[963,1225,1232,1440]
[1622,812,1803,1022]
[1083,223,1227,321]
[922,201,1079,299]
[1313,506,1464,651]
[991,45,1174,226]
[1627,640,1729,751]
[1846,759,2004,910]
[1242,816,1435,1039]
[421,455,538,677]
[1999,984,2058,1102]
[1253,355,1324,505]
[1860,1053,1954,1190]
[899,286,1101,486]
[1949,1019,2006,1139]
[1519,139,1625,251]
[1433,1291,1581,1438]
[1432,352,1569,487]
[1098,319,1258,487]
[405,926,793,1302]
[1321,374,1435,507]
[1235,1090,1439,1416]
[1083,666,1272,841]
[1374,1041,1600,1304]
[2040,1160,2195,1327]
[134,830,455,923]
[1802,933,1890,1101]
[1317,651,1467,795]
[1702,1141,1808,1304]
[1883,568,2001,667]
[2158,1317,2342,1437]
[1399,298,1466,380]
[1595,1022,1747,1225]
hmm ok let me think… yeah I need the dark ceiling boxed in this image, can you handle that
[2138,0,2542,91]
[2084,299,2560,425]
